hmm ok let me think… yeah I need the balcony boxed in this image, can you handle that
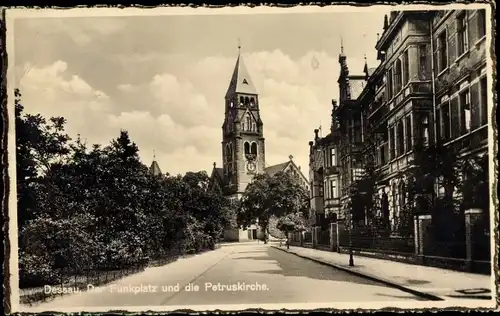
[324,198,341,209]
[445,124,488,154]
[389,151,415,174]
[324,166,340,176]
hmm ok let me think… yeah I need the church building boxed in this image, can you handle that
[210,46,309,242]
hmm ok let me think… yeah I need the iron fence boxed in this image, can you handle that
[318,229,330,246]
[303,231,312,243]
[20,265,145,305]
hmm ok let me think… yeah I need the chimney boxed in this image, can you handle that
[309,141,314,154]
[383,14,389,30]
[213,162,216,169]
[314,129,319,139]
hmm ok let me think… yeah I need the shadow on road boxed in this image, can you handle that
[374,293,428,301]
[242,247,395,288]
[234,256,277,261]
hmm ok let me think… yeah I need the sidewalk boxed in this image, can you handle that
[272,245,493,301]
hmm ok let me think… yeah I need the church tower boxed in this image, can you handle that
[221,44,265,197]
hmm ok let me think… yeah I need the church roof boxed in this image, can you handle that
[150,160,162,176]
[225,52,257,98]
[264,161,290,177]
[367,67,377,77]
[214,167,224,180]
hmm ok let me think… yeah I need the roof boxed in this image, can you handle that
[150,160,162,176]
[348,78,367,99]
[214,167,224,180]
[225,53,257,98]
[264,161,290,177]
[367,67,377,77]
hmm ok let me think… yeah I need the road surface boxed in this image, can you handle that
[20,243,427,311]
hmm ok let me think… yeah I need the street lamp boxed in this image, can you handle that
[346,204,354,267]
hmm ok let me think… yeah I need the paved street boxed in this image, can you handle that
[20,243,427,311]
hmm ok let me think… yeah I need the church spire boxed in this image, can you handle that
[363,54,369,78]
[225,41,257,99]
[150,150,162,176]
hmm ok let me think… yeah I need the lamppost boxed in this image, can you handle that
[346,202,354,267]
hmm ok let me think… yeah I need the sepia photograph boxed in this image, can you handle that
[4,4,496,313]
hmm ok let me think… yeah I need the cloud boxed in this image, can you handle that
[18,46,378,176]
[117,83,134,92]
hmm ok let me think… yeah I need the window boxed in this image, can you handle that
[244,142,250,155]
[477,9,486,39]
[251,142,257,155]
[457,12,468,57]
[389,127,395,160]
[394,59,402,93]
[331,179,338,199]
[480,77,488,125]
[440,101,451,141]
[437,30,448,73]
[387,68,394,99]
[420,115,430,146]
[418,45,428,80]
[402,50,409,86]
[397,121,405,156]
[405,116,412,152]
[330,148,337,166]
[379,143,387,166]
[459,88,471,134]
[245,115,252,132]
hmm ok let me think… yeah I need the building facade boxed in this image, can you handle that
[211,48,309,242]
[310,8,489,237]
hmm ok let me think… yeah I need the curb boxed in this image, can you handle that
[271,246,444,301]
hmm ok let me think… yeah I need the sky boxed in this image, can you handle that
[9,6,391,176]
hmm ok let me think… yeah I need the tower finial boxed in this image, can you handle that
[238,38,241,52]
[340,36,344,54]
[153,149,156,160]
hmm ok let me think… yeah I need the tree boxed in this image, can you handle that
[15,89,71,228]
[398,143,463,240]
[238,171,309,244]
[276,212,307,249]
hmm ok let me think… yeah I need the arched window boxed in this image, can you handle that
[251,142,257,155]
[244,97,250,106]
[250,97,255,107]
[395,59,402,92]
[244,142,250,155]
[245,115,252,131]
[239,96,244,105]
[252,122,257,132]
[225,144,231,161]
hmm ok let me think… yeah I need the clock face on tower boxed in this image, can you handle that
[247,161,256,173]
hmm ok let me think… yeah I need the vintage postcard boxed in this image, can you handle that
[3,3,497,313]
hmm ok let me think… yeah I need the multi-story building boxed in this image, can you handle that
[308,105,342,226]
[311,8,489,236]
[432,9,488,162]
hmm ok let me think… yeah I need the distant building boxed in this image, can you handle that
[150,159,162,176]
[210,46,309,242]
